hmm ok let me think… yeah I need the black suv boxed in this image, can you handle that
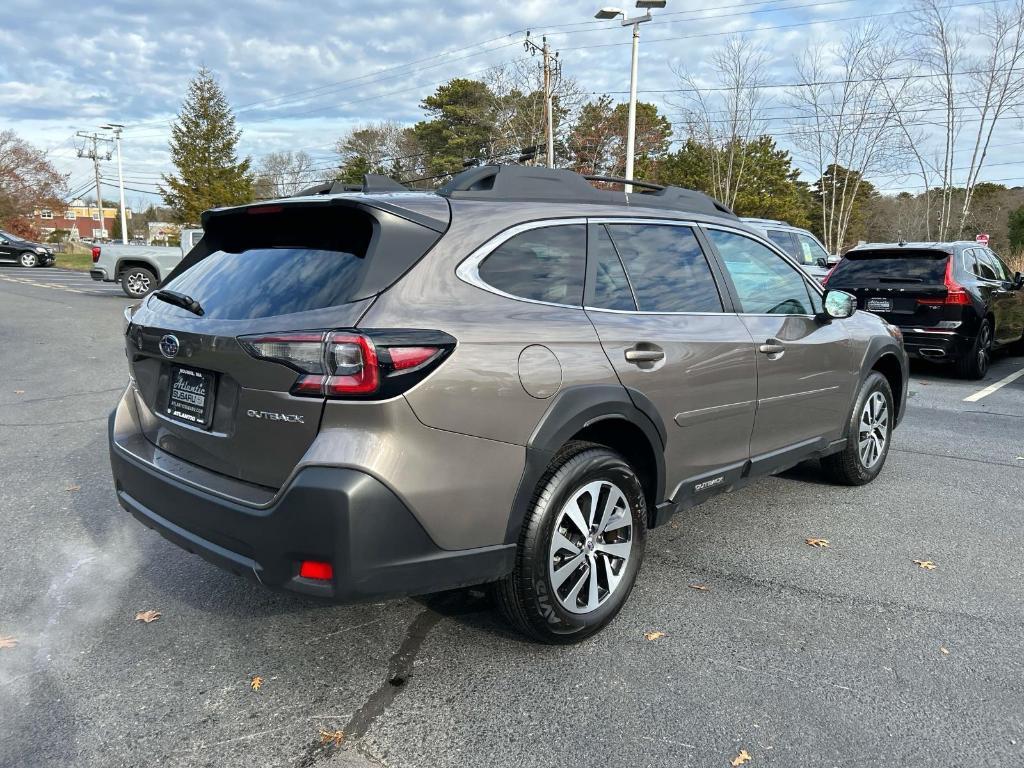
[0,229,55,267]
[825,241,1024,378]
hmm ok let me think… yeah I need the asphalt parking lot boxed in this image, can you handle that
[1,265,1022,768]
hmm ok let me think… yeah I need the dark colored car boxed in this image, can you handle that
[825,241,1024,378]
[0,229,55,267]
[107,166,908,642]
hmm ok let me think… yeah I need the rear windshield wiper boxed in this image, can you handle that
[154,289,205,316]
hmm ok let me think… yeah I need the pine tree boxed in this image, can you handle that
[160,68,253,224]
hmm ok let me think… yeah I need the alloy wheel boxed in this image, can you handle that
[977,324,991,375]
[126,272,152,296]
[19,252,37,268]
[858,391,889,469]
[548,480,633,615]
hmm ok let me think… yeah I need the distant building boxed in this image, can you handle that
[147,222,180,245]
[32,199,133,240]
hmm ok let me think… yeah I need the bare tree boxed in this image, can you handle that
[909,0,1024,240]
[672,35,771,209]
[253,151,319,198]
[0,130,68,237]
[335,121,423,182]
[789,24,912,252]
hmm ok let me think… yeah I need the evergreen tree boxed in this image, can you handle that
[160,68,253,224]
[1009,205,1024,251]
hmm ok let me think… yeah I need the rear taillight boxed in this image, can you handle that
[91,246,101,263]
[917,258,970,306]
[239,329,455,399]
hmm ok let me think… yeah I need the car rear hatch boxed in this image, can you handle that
[825,248,961,325]
[123,196,448,489]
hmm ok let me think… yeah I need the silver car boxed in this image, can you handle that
[741,217,837,282]
[107,166,908,642]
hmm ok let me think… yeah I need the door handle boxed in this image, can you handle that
[759,340,785,356]
[624,347,665,363]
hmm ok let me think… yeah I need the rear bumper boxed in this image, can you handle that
[899,328,972,361]
[108,411,515,602]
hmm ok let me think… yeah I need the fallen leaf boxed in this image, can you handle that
[940,646,950,655]
[65,484,81,492]
[731,748,752,766]
[250,675,263,691]
[14,390,25,395]
[644,630,667,641]
[688,583,710,591]
[805,537,831,548]
[134,610,161,623]
[319,729,345,746]
[0,635,17,650]
[913,560,937,571]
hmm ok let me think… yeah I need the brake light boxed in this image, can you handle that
[821,264,836,285]
[239,329,455,399]
[91,246,101,263]
[299,560,333,580]
[917,258,970,306]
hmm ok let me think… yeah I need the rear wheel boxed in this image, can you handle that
[956,319,992,380]
[821,372,893,486]
[495,441,647,643]
[18,251,37,268]
[121,266,156,298]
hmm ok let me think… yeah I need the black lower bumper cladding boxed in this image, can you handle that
[109,415,514,601]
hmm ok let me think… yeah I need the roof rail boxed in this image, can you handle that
[437,164,736,218]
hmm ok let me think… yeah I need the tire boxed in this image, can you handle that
[821,372,894,486]
[121,266,157,298]
[495,441,648,644]
[18,251,38,268]
[955,319,992,380]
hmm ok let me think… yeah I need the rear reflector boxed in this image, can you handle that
[299,560,333,580]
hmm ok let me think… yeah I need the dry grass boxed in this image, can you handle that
[54,244,94,272]
[1006,248,1024,275]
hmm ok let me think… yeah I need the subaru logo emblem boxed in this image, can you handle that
[159,334,180,358]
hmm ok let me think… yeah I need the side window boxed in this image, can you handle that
[797,233,829,266]
[767,230,801,261]
[706,228,814,315]
[985,249,1011,281]
[478,224,586,305]
[605,224,723,313]
[589,225,637,311]
[974,249,998,280]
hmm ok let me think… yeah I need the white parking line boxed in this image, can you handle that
[963,366,1024,402]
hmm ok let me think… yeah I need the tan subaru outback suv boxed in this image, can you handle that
[108,165,907,642]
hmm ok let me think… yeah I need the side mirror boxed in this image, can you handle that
[1015,272,1023,289]
[823,289,855,320]
[816,256,828,268]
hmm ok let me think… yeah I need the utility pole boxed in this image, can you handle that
[76,131,112,239]
[102,124,128,244]
[524,32,560,167]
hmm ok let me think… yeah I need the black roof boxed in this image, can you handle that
[437,165,737,218]
[294,164,737,219]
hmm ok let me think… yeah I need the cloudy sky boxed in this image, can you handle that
[4,0,1021,207]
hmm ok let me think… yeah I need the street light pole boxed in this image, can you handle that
[595,1,665,194]
[102,124,128,245]
[624,22,640,193]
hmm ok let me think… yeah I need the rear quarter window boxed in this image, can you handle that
[477,224,586,306]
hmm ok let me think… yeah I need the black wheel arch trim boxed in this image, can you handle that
[503,384,668,544]
[116,258,161,282]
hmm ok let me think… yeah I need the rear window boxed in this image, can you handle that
[161,203,439,320]
[829,249,949,285]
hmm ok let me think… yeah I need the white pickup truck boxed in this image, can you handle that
[89,229,203,297]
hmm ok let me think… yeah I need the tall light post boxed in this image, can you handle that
[101,124,128,244]
[594,0,666,193]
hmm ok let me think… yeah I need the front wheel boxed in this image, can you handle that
[495,441,647,644]
[18,251,38,268]
[821,372,894,486]
[121,266,157,298]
